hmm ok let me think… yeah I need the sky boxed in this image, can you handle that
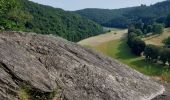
[30,0,165,11]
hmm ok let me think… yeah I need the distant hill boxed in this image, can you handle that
[0,0,103,42]
[75,0,170,28]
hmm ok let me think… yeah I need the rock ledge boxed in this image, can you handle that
[0,31,164,100]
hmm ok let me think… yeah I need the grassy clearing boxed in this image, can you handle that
[143,28,170,46]
[90,39,170,81]
[78,29,127,46]
[79,28,170,81]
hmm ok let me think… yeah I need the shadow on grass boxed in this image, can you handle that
[115,40,170,78]
[115,40,137,60]
[84,39,170,81]
[130,58,168,76]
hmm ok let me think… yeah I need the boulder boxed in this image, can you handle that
[0,31,164,100]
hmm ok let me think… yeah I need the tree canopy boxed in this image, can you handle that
[0,0,16,16]
[0,0,103,42]
[76,1,170,29]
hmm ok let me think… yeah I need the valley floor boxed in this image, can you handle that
[78,28,170,99]
[77,29,127,46]
[78,28,170,81]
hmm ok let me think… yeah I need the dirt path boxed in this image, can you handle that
[77,29,128,46]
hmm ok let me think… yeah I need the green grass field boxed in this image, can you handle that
[89,39,170,81]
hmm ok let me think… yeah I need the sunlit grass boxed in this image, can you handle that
[89,39,170,81]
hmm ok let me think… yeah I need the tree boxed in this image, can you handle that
[0,0,17,30]
[134,29,143,36]
[146,25,153,33]
[153,23,164,34]
[0,0,104,42]
[0,0,16,16]
[159,48,170,65]
[131,37,146,56]
[159,48,168,65]
[127,32,137,48]
[144,44,160,61]
[166,14,170,27]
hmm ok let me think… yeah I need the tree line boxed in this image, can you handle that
[144,45,170,65]
[76,1,170,29]
[127,23,170,66]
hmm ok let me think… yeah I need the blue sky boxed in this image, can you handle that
[30,0,165,11]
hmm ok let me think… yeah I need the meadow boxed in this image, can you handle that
[79,29,170,81]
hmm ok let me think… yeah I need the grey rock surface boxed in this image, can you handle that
[0,31,165,100]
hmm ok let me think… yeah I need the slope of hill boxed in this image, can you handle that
[0,31,164,100]
[0,0,103,42]
[75,0,170,28]
[78,29,128,46]
[78,27,170,80]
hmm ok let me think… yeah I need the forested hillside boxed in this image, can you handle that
[76,0,170,28]
[0,0,103,42]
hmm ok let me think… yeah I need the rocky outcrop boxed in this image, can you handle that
[0,31,164,100]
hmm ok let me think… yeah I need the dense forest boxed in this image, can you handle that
[76,0,170,28]
[0,0,103,42]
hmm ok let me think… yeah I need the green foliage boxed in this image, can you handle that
[133,29,143,36]
[160,48,170,65]
[144,45,160,61]
[0,0,16,16]
[19,85,59,100]
[91,39,170,81]
[166,14,170,27]
[144,45,170,65]
[159,48,169,64]
[153,23,164,34]
[127,32,137,48]
[0,0,103,42]
[127,27,145,56]
[163,36,170,46]
[20,0,103,42]
[130,37,146,56]
[76,1,170,28]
